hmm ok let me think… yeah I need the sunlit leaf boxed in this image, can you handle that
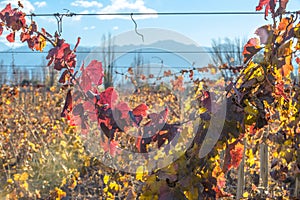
[243,38,262,63]
[6,32,15,42]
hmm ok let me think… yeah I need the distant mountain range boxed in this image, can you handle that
[0,40,212,68]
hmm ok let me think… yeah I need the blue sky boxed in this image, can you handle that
[0,0,300,48]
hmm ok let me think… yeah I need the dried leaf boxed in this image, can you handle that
[243,38,262,63]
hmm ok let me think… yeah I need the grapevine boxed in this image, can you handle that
[0,0,300,199]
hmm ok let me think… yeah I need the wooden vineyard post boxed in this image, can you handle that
[295,135,300,197]
[31,87,35,104]
[295,175,300,198]
[24,89,27,110]
[260,126,269,194]
[43,87,46,101]
[19,88,23,103]
[236,139,246,200]
[260,142,268,188]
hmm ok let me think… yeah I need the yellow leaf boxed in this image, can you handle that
[50,86,56,92]
[198,107,207,114]
[136,166,147,181]
[68,178,77,189]
[184,187,199,200]
[28,141,37,152]
[39,35,46,52]
[60,141,67,148]
[13,173,20,181]
[61,178,67,187]
[19,172,29,181]
[284,139,292,146]
[103,186,108,193]
[55,187,66,199]
[7,178,14,184]
[244,104,258,116]
[103,174,110,185]
[243,191,249,198]
[61,153,68,160]
[6,99,11,105]
[107,191,114,198]
[21,181,29,190]
[246,149,255,166]
[109,181,119,191]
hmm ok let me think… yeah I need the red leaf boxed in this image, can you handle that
[114,101,131,112]
[229,142,244,169]
[223,141,244,172]
[57,42,71,59]
[46,38,77,70]
[102,140,119,157]
[200,91,212,112]
[6,32,15,43]
[275,81,288,99]
[212,164,233,198]
[20,32,30,42]
[0,26,3,36]
[58,69,70,84]
[114,101,131,119]
[54,60,64,71]
[275,0,289,16]
[132,103,148,117]
[17,11,26,29]
[256,0,276,19]
[79,65,92,92]
[82,100,95,112]
[61,90,73,118]
[296,57,300,64]
[136,136,143,152]
[85,60,104,85]
[0,3,12,16]
[109,140,119,157]
[171,75,184,92]
[279,0,289,10]
[99,87,119,108]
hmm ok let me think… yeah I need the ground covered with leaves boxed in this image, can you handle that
[0,85,299,200]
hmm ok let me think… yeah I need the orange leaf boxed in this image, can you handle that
[132,103,148,117]
[278,18,292,32]
[6,32,15,43]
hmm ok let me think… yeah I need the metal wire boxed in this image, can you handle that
[0,50,242,54]
[25,11,299,17]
